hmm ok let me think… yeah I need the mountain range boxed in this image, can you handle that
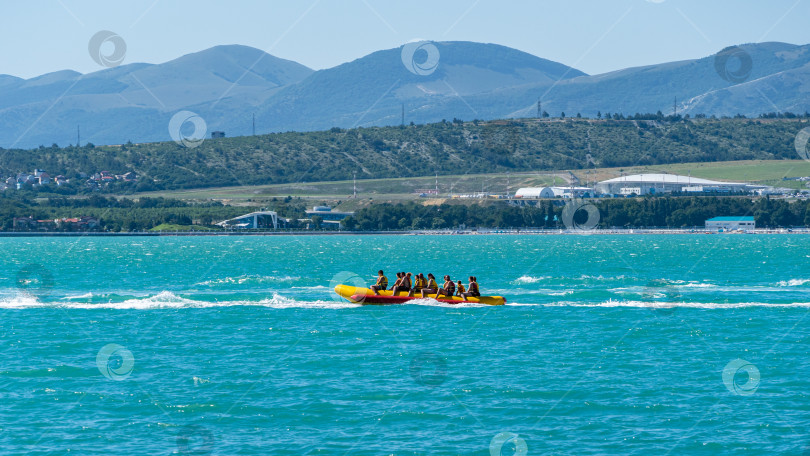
[1,41,809,148]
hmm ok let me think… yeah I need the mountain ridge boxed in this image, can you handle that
[1,41,808,148]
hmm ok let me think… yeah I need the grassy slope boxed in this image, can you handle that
[3,118,810,193]
[123,159,810,213]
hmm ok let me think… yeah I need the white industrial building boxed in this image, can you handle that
[304,206,355,226]
[217,211,279,229]
[595,173,759,196]
[515,186,593,199]
[705,216,755,231]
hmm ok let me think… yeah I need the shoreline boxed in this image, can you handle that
[0,228,808,237]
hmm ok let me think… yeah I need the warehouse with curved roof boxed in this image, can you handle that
[594,173,760,196]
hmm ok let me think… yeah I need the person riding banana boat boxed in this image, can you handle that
[370,270,388,295]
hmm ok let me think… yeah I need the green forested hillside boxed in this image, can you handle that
[1,116,809,193]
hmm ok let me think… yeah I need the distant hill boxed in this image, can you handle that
[497,42,810,119]
[253,41,586,131]
[0,45,313,148]
[1,117,808,192]
[1,41,810,148]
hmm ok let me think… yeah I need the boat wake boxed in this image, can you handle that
[1,290,809,310]
[0,291,359,310]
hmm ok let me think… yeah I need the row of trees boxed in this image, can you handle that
[0,194,309,232]
[4,192,810,232]
[342,197,810,230]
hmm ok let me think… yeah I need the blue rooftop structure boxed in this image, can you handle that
[706,216,755,222]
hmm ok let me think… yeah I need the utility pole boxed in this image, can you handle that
[537,100,541,118]
[353,171,357,198]
[401,103,405,126]
[673,97,677,117]
[252,113,256,136]
[435,172,438,195]
[506,172,510,197]
[77,125,80,147]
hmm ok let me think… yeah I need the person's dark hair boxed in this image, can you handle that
[378,270,384,275]
[428,273,435,279]
[469,276,475,281]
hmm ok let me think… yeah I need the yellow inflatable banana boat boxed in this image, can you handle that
[334,284,506,305]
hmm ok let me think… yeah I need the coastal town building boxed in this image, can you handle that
[0,167,138,192]
[705,216,755,231]
[594,173,760,196]
[513,174,778,198]
[305,206,355,227]
[216,211,279,229]
[515,186,592,199]
[12,216,99,231]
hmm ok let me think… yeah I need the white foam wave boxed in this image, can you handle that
[63,292,94,300]
[548,291,574,296]
[514,275,631,285]
[578,274,630,281]
[0,293,45,308]
[681,283,716,288]
[777,279,810,287]
[513,276,549,284]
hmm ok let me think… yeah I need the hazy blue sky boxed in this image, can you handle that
[2,0,808,78]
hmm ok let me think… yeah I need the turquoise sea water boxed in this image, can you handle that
[1,234,809,455]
